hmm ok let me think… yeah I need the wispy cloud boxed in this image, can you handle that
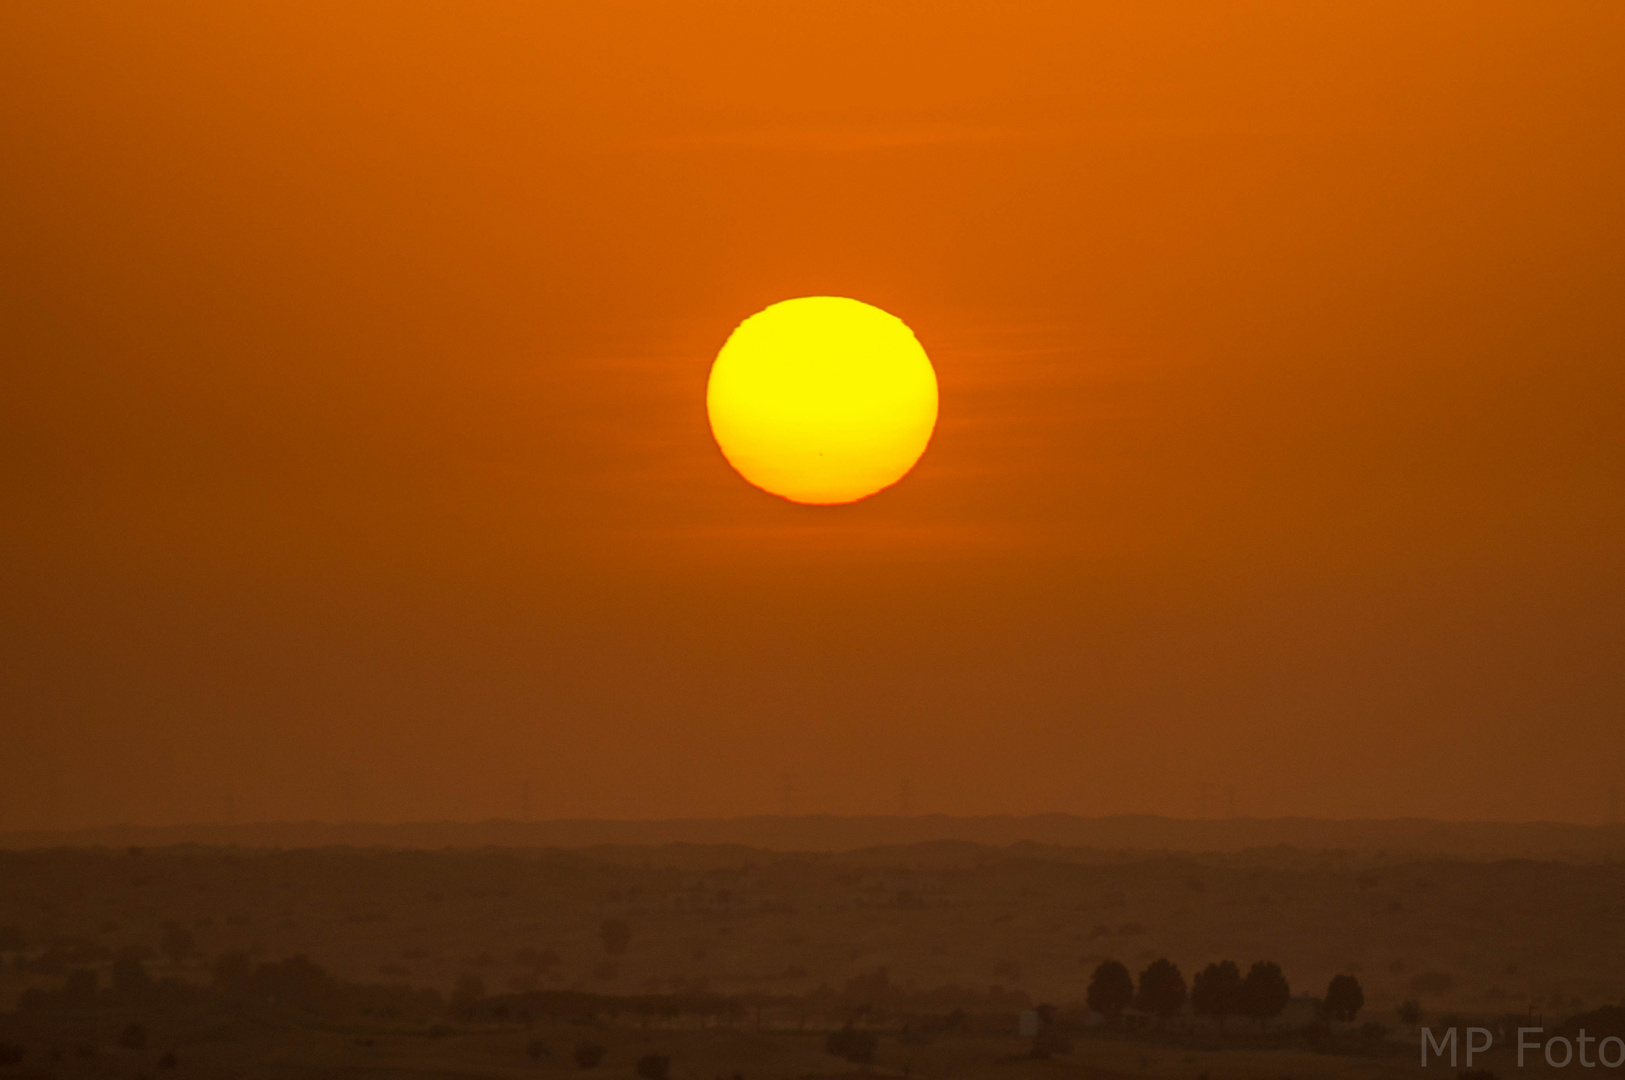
[631,122,1036,154]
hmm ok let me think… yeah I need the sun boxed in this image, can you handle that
[706,297,938,505]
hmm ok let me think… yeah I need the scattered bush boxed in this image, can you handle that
[635,1053,671,1080]
[119,1023,148,1051]
[1030,1025,1072,1059]
[157,1051,178,1068]
[573,1041,606,1069]
[526,1039,550,1059]
[0,1043,23,1066]
[826,1025,878,1066]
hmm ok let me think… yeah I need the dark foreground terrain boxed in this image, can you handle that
[3,840,1623,1078]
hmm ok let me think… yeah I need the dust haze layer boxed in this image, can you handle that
[6,815,1625,863]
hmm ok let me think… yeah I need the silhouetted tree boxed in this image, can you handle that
[1191,960,1242,1032]
[1397,999,1423,1030]
[1240,961,1290,1031]
[1324,974,1364,1022]
[635,1053,671,1080]
[1087,960,1134,1026]
[573,1041,606,1069]
[826,1025,878,1065]
[599,918,631,956]
[159,924,193,967]
[1136,959,1188,1029]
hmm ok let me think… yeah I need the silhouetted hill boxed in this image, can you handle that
[4,814,1624,860]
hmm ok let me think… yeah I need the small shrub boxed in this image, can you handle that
[573,1041,606,1069]
[826,1025,877,1066]
[119,1024,148,1051]
[526,1039,550,1059]
[635,1053,670,1080]
[157,1051,179,1068]
[0,1043,24,1066]
[1031,1026,1072,1059]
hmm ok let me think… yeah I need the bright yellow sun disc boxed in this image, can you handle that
[706,297,938,504]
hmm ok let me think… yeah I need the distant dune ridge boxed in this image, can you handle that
[4,814,1624,860]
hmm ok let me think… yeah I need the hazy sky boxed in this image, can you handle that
[3,2,1622,829]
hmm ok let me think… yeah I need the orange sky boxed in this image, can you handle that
[2,2,1623,829]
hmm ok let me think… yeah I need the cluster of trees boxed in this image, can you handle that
[16,954,188,1012]
[212,951,442,1017]
[1086,958,1363,1030]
